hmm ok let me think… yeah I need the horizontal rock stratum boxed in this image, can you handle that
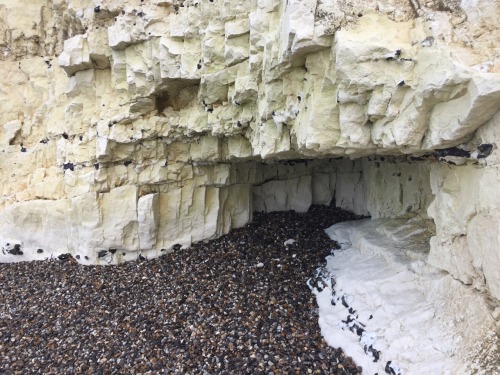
[0,1,499,302]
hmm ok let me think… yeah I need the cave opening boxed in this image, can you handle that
[249,155,432,224]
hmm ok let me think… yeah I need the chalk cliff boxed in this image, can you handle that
[0,1,499,301]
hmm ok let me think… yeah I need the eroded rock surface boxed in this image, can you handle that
[0,0,499,301]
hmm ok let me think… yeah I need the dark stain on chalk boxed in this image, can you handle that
[97,250,108,258]
[63,163,74,171]
[9,244,23,256]
[435,147,470,158]
[341,296,349,308]
[477,143,493,158]
[58,253,71,261]
[385,361,396,375]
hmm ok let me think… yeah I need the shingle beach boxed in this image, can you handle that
[1,206,364,374]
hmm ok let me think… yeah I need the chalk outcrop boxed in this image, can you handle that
[0,1,499,301]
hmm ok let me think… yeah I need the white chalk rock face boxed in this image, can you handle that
[0,0,499,303]
[58,35,93,76]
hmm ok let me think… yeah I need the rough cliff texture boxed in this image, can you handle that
[0,0,499,301]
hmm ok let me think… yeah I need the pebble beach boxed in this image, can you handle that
[1,206,364,374]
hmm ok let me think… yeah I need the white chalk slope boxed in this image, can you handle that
[309,216,498,375]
